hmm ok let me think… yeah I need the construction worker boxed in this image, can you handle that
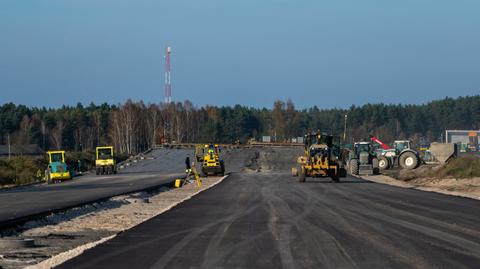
[185,156,192,174]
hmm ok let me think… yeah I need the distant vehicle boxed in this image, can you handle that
[292,132,347,182]
[370,136,421,170]
[347,142,379,175]
[95,146,117,175]
[46,150,72,183]
[196,144,225,177]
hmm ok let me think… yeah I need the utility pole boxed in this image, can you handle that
[164,46,172,103]
[343,114,348,142]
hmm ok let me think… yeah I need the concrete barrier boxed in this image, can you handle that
[430,143,457,164]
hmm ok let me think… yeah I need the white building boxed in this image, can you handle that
[445,130,479,152]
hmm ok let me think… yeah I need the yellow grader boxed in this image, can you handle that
[292,132,347,183]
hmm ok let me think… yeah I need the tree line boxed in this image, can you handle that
[1,95,479,154]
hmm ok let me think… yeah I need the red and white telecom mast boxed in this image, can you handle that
[164,46,172,103]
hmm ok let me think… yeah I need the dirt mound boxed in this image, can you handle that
[371,156,480,200]
[394,165,442,181]
[226,147,302,172]
[438,156,480,178]
[387,156,480,181]
[136,147,302,175]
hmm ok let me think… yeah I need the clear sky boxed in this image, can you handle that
[0,0,479,108]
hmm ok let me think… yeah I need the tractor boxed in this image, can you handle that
[46,150,72,184]
[95,146,117,175]
[196,144,225,177]
[292,132,347,183]
[348,142,379,175]
[370,136,421,170]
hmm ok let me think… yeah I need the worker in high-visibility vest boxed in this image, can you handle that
[185,156,192,174]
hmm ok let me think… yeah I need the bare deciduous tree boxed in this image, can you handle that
[50,119,64,150]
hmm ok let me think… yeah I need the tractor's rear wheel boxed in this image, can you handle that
[328,169,340,182]
[349,159,359,175]
[298,166,306,183]
[372,158,380,174]
[399,152,419,170]
[378,156,390,170]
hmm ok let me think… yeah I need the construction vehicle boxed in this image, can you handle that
[196,144,225,177]
[370,136,421,170]
[348,142,379,175]
[292,132,347,182]
[46,150,72,183]
[95,146,117,175]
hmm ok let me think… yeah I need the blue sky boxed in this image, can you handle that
[0,0,479,108]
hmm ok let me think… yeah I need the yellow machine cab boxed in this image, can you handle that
[46,150,72,183]
[95,146,117,175]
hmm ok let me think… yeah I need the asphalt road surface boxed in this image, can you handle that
[0,149,193,227]
[58,172,480,269]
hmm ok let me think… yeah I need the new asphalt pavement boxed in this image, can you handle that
[58,171,480,269]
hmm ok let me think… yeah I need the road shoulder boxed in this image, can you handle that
[360,174,480,201]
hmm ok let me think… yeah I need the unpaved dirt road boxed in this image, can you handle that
[58,148,480,269]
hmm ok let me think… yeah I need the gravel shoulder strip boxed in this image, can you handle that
[24,235,116,269]
[0,175,228,269]
[361,174,480,201]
